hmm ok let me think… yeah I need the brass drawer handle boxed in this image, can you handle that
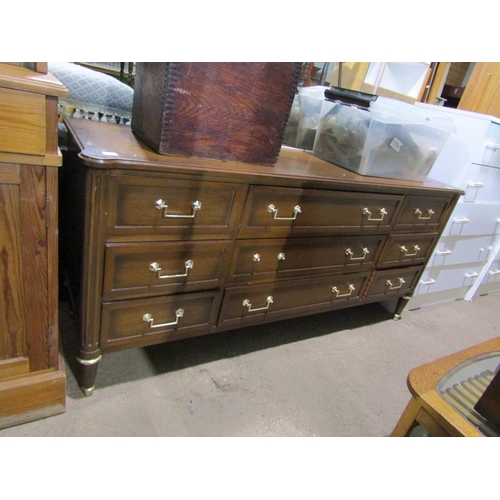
[143,308,184,329]
[242,296,273,312]
[400,244,420,257]
[277,252,286,261]
[415,208,435,220]
[155,199,202,218]
[345,247,370,261]
[331,284,355,297]
[149,260,193,279]
[386,278,406,290]
[267,204,301,220]
[363,207,387,221]
[253,254,261,262]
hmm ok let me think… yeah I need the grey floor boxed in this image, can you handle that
[1,293,499,437]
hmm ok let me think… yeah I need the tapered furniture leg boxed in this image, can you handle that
[393,295,412,321]
[76,352,102,397]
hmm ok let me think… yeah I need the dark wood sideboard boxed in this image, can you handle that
[61,118,463,396]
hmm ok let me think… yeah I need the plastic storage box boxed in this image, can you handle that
[313,96,456,182]
[283,86,328,150]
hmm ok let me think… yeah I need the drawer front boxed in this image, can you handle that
[461,163,500,204]
[239,185,403,237]
[365,267,422,299]
[414,262,484,295]
[0,87,46,156]
[392,195,455,233]
[441,202,500,237]
[101,291,220,349]
[228,235,385,284]
[378,234,438,268]
[106,175,247,239]
[103,240,233,300]
[219,272,372,327]
[473,121,500,169]
[427,234,496,268]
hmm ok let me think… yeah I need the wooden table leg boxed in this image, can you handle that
[391,397,422,436]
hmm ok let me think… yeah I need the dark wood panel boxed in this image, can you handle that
[219,273,372,327]
[377,233,438,268]
[393,195,455,232]
[239,185,403,237]
[103,240,233,300]
[132,63,300,166]
[364,267,423,299]
[228,235,385,284]
[100,291,221,351]
[106,175,247,239]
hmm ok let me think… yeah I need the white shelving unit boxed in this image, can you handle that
[363,62,431,101]
[408,104,500,309]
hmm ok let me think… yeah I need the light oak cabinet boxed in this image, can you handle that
[0,63,68,428]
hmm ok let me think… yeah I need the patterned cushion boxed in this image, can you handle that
[48,62,134,112]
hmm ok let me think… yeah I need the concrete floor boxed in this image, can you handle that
[1,293,499,437]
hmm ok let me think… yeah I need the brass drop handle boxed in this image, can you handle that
[331,284,355,297]
[345,247,370,261]
[253,254,261,262]
[400,245,420,257]
[267,204,301,220]
[149,260,194,279]
[277,253,286,261]
[363,207,388,221]
[155,199,202,218]
[143,308,184,328]
[415,208,435,220]
[386,278,406,290]
[242,296,273,312]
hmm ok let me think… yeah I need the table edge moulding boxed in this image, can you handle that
[60,117,463,397]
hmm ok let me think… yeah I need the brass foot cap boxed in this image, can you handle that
[81,386,95,397]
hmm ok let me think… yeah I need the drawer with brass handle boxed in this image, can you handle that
[228,235,386,284]
[100,291,221,350]
[218,272,372,328]
[239,185,403,237]
[364,267,423,299]
[102,240,233,300]
[106,175,248,240]
[377,234,438,268]
[393,195,455,232]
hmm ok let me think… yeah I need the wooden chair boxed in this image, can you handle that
[391,336,500,437]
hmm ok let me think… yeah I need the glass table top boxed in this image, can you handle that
[436,351,500,437]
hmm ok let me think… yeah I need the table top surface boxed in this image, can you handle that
[408,336,500,436]
[64,117,464,195]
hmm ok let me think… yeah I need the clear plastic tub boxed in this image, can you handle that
[283,86,328,149]
[313,96,456,182]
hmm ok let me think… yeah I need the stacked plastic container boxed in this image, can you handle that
[313,92,456,182]
[283,86,328,150]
